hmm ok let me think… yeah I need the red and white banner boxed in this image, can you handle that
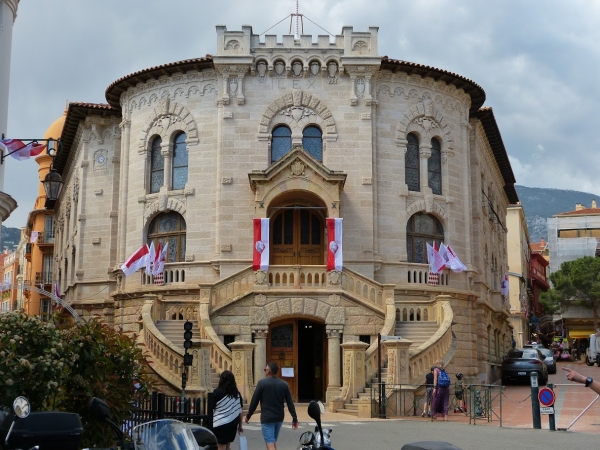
[253,218,270,271]
[427,242,446,275]
[121,244,150,277]
[0,139,46,161]
[439,243,467,273]
[326,218,343,271]
[500,273,509,297]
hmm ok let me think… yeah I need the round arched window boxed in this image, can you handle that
[406,213,444,263]
[271,126,292,164]
[302,126,322,161]
[147,212,186,262]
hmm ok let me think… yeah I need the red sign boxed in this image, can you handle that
[538,387,555,407]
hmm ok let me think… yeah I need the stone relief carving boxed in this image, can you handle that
[328,271,341,285]
[256,61,267,83]
[309,61,320,77]
[274,61,285,77]
[327,61,339,84]
[72,176,79,203]
[289,159,306,177]
[356,78,366,98]
[292,61,303,78]
[280,106,316,123]
[225,39,241,51]
[352,40,369,54]
[138,97,199,151]
[254,271,268,285]
[143,196,187,221]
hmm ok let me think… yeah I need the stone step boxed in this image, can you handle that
[342,402,358,410]
[335,407,358,416]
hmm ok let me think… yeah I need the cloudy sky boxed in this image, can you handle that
[3,0,598,227]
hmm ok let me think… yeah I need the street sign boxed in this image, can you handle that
[538,387,555,407]
[540,406,555,415]
[530,372,538,388]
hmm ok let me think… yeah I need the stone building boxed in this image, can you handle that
[49,24,517,415]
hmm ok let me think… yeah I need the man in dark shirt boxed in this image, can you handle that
[245,361,298,450]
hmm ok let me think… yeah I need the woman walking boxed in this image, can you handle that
[213,370,244,450]
[421,366,434,417]
[431,360,450,421]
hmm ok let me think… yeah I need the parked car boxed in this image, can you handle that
[538,348,557,374]
[501,348,548,385]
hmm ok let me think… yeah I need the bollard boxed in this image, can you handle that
[547,383,556,431]
[530,372,541,429]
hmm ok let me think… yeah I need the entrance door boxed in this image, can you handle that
[271,208,324,265]
[267,319,326,402]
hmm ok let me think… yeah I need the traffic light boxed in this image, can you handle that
[183,321,193,350]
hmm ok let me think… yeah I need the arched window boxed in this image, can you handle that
[150,136,164,194]
[405,133,420,192]
[406,213,444,263]
[428,138,442,195]
[148,212,186,262]
[172,132,188,190]
[271,126,292,164]
[302,126,322,161]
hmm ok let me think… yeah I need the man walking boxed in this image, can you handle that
[245,361,299,450]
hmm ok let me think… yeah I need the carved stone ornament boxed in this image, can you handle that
[274,61,285,77]
[254,270,268,285]
[292,61,303,77]
[356,78,365,98]
[290,159,305,176]
[229,77,238,98]
[327,62,338,84]
[328,271,342,285]
[281,106,315,123]
[257,61,267,83]
[310,61,320,76]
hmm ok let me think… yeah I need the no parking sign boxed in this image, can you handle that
[538,387,555,414]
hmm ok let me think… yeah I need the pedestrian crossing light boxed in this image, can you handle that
[183,321,193,350]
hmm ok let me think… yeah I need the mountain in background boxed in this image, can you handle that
[516,185,600,243]
[1,225,22,252]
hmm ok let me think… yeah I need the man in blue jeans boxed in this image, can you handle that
[245,361,299,450]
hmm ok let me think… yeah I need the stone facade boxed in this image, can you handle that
[50,24,517,400]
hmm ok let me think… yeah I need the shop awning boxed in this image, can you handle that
[569,330,596,339]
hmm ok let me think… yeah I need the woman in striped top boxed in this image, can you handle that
[212,370,244,450]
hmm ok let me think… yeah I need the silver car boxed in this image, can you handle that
[538,348,557,374]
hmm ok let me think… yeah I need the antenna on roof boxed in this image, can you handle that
[290,0,303,37]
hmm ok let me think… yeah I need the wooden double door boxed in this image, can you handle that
[267,319,326,402]
[271,208,324,265]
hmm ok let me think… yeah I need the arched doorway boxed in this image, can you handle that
[271,206,325,265]
[267,319,326,402]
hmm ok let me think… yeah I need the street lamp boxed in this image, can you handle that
[42,166,64,202]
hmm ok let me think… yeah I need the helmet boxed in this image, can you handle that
[456,372,463,379]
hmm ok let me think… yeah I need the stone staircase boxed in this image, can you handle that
[394,321,440,348]
[155,320,220,388]
[335,366,389,416]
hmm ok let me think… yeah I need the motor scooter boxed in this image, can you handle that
[297,400,334,450]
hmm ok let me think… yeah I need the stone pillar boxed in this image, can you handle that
[325,326,343,401]
[252,328,268,386]
[188,339,213,393]
[382,338,413,385]
[419,144,432,192]
[228,341,256,403]
[339,341,369,401]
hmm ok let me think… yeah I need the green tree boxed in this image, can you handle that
[540,256,600,330]
[0,311,151,448]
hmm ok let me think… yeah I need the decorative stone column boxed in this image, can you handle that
[325,326,343,401]
[188,339,213,393]
[419,144,432,192]
[252,328,268,386]
[339,341,369,401]
[382,338,413,385]
[228,341,256,403]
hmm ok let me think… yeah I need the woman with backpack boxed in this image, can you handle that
[431,360,450,421]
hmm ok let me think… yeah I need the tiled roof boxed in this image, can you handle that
[555,208,600,217]
[380,58,486,113]
[105,56,214,108]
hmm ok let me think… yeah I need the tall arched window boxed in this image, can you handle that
[172,132,188,190]
[150,136,164,194]
[406,213,444,263]
[405,133,420,192]
[428,138,442,195]
[148,212,186,262]
[271,126,292,164]
[302,126,322,161]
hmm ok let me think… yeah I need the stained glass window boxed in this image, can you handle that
[271,324,293,348]
[271,126,292,163]
[406,213,444,263]
[428,138,442,195]
[148,212,186,262]
[303,126,322,161]
[405,133,420,192]
[172,132,188,190]
[150,136,164,194]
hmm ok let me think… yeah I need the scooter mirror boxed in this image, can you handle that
[12,396,30,419]
[89,397,111,421]
[307,400,321,424]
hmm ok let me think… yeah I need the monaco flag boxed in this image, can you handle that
[253,218,270,271]
[121,244,150,277]
[427,242,446,274]
[0,139,46,161]
[326,218,343,271]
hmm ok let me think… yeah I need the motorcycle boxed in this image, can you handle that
[297,400,334,450]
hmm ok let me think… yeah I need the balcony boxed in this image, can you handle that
[35,272,53,286]
[36,232,55,247]
[25,243,32,261]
